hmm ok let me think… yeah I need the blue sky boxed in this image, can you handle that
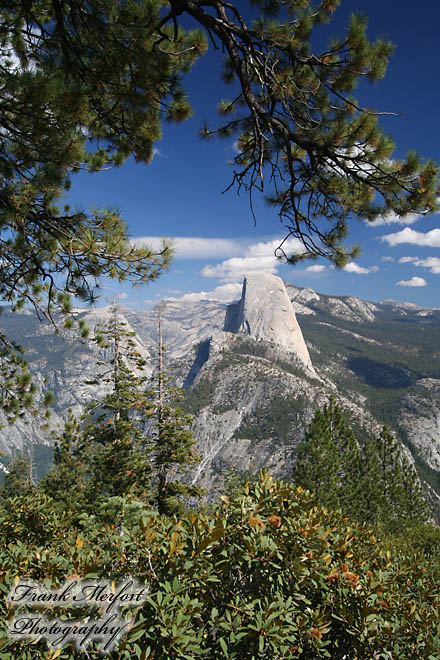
[66,0,440,309]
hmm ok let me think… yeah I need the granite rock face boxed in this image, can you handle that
[224,273,314,371]
[401,379,440,471]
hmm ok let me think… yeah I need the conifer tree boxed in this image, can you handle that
[43,304,201,516]
[150,304,202,515]
[43,306,154,514]
[42,410,96,512]
[293,396,367,518]
[363,426,431,533]
[293,399,431,532]
[3,452,34,499]
[0,337,55,424]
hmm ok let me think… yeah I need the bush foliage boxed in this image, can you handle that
[1,473,439,659]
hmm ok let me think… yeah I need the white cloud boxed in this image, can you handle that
[412,257,440,274]
[306,264,326,272]
[201,238,303,282]
[328,143,376,180]
[115,292,128,299]
[369,211,421,227]
[165,283,242,303]
[398,256,419,263]
[2,47,21,72]
[343,262,378,275]
[382,256,394,262]
[245,240,277,258]
[2,36,39,73]
[202,255,278,281]
[132,236,247,260]
[382,228,440,247]
[396,277,427,287]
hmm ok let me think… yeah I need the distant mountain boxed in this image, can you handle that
[1,275,440,510]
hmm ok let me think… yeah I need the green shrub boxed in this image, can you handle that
[0,474,439,659]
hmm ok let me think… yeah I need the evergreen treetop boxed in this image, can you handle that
[43,307,155,513]
[3,451,35,499]
[293,397,431,533]
[43,305,201,517]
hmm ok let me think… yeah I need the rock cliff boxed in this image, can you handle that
[224,273,314,372]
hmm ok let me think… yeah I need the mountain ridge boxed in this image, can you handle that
[1,276,440,509]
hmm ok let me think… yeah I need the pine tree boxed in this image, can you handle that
[363,427,431,533]
[43,306,154,514]
[150,304,202,515]
[43,410,91,511]
[3,452,34,499]
[293,396,367,518]
[43,304,202,517]
[293,399,431,532]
